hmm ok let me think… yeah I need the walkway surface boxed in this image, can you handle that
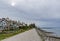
[2,29,42,41]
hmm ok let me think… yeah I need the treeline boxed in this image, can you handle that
[0,18,36,33]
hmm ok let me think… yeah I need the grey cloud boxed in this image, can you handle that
[15,0,60,19]
[0,0,60,27]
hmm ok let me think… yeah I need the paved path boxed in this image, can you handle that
[2,29,42,41]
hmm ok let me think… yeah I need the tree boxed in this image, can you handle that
[29,23,36,28]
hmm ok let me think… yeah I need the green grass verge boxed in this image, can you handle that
[0,28,33,41]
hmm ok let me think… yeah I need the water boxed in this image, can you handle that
[40,27,60,37]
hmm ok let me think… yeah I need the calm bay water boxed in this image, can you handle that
[40,27,60,37]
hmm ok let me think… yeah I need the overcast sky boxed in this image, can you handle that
[0,0,60,27]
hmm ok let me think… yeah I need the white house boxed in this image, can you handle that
[0,19,7,31]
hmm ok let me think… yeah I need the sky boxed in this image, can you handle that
[0,0,60,36]
[0,0,60,27]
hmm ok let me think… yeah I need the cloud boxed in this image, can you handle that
[0,0,60,27]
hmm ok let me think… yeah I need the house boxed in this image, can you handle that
[0,18,28,31]
[0,18,7,32]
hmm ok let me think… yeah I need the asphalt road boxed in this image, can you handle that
[2,29,42,41]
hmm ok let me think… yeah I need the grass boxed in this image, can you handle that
[0,28,33,41]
